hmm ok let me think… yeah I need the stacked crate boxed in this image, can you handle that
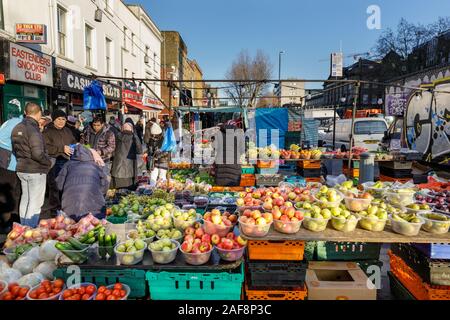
[389,244,450,300]
[297,160,321,180]
[254,161,283,186]
[244,240,314,300]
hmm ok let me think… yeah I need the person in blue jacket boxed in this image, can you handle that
[0,116,23,233]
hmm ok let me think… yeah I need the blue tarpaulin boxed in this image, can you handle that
[255,108,288,149]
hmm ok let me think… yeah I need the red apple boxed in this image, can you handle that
[286,207,296,219]
[201,234,211,243]
[226,232,235,240]
[236,236,247,246]
[221,238,234,250]
[181,241,193,253]
[184,234,194,243]
[294,211,304,220]
[185,227,195,236]
[272,209,282,220]
[262,213,273,223]
[195,228,205,239]
[211,234,221,245]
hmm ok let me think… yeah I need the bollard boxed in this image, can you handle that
[359,152,375,184]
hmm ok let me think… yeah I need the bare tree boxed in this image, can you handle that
[225,50,273,108]
[431,17,450,35]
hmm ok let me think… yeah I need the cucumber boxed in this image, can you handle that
[79,230,95,243]
[98,234,106,258]
[67,237,86,251]
[55,242,86,263]
[105,235,113,256]
[84,237,97,245]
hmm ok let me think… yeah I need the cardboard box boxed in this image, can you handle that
[306,261,377,300]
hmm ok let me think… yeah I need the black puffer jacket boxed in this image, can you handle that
[43,123,77,160]
[11,117,52,174]
[111,131,143,179]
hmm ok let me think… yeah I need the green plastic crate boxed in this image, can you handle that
[53,268,147,298]
[106,215,127,224]
[242,166,255,174]
[146,264,244,300]
[304,241,316,261]
[388,271,416,300]
[316,241,381,261]
[196,208,206,215]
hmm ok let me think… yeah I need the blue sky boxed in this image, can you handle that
[139,0,450,88]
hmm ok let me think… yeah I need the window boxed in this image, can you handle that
[131,33,135,55]
[354,121,387,135]
[123,68,128,78]
[57,6,67,56]
[132,72,135,79]
[105,38,112,74]
[153,53,157,71]
[123,27,128,49]
[145,46,149,65]
[363,94,369,104]
[85,25,93,67]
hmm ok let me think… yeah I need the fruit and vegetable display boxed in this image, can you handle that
[389,212,424,236]
[203,209,238,237]
[385,188,416,207]
[313,186,344,208]
[323,147,368,159]
[27,279,65,300]
[127,221,156,243]
[97,231,118,260]
[271,205,304,234]
[181,225,214,265]
[94,283,129,300]
[419,190,450,213]
[214,233,247,262]
[156,179,212,195]
[145,203,177,231]
[343,191,373,212]
[405,203,432,214]
[170,169,215,185]
[114,239,146,265]
[0,282,30,300]
[420,213,450,234]
[156,228,183,241]
[148,239,179,264]
[172,209,200,230]
[329,205,360,232]
[60,283,97,300]
[209,192,237,206]
[357,204,389,232]
[301,205,332,232]
[279,146,322,160]
[239,209,273,237]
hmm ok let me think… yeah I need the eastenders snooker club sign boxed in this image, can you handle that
[59,69,122,101]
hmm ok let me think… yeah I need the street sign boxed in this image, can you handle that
[331,52,343,77]
[15,24,47,44]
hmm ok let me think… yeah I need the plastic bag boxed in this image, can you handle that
[39,240,59,262]
[24,246,41,262]
[12,256,39,275]
[0,267,22,284]
[161,125,177,153]
[33,262,56,280]
[17,272,44,288]
[83,80,107,110]
[326,174,347,187]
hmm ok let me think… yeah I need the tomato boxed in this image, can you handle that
[38,292,49,300]
[98,286,106,293]
[18,288,28,298]
[95,293,106,300]
[106,295,116,300]
[8,283,19,292]
[2,293,13,300]
[53,287,62,294]
[29,291,38,300]
[85,285,96,296]
[78,287,86,295]
[10,286,20,297]
[53,279,65,288]
[120,290,126,298]
[41,280,51,286]
[104,290,112,296]
[113,283,123,290]
[82,294,91,300]
[63,290,73,299]
[112,289,121,297]
[36,287,46,296]
[72,294,81,300]
[15,296,23,300]
[45,286,53,294]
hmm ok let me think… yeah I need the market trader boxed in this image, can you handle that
[11,102,52,227]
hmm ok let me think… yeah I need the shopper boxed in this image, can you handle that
[79,110,93,132]
[0,116,23,233]
[43,110,77,215]
[144,118,161,171]
[108,116,120,139]
[150,120,169,186]
[66,115,81,142]
[80,116,116,182]
[135,116,144,144]
[11,103,52,227]
[111,123,143,190]
[56,144,108,221]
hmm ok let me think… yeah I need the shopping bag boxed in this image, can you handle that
[83,80,107,110]
[161,126,177,153]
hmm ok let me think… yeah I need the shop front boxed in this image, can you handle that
[54,67,122,117]
[122,81,163,125]
[0,39,54,122]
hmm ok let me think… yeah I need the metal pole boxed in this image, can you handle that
[348,82,360,170]
[332,104,337,149]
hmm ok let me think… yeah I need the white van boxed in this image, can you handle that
[323,117,388,152]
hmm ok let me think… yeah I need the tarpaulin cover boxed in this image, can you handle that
[255,108,288,149]
[83,80,107,110]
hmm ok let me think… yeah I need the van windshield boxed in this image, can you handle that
[354,121,387,135]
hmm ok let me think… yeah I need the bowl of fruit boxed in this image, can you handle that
[362,181,392,197]
[60,283,97,300]
[127,227,156,245]
[330,209,360,232]
[302,206,331,232]
[146,204,177,231]
[202,209,237,237]
[172,209,201,230]
[419,212,450,234]
[214,233,247,262]
[238,209,273,237]
[312,186,344,208]
[344,191,373,212]
[389,213,424,236]
[114,239,146,265]
[404,203,433,215]
[180,239,213,265]
[148,239,179,264]
[385,189,416,207]
[0,283,30,300]
[272,207,304,234]
[358,205,388,232]
[27,279,65,300]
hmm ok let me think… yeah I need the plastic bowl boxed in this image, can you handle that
[312,190,344,208]
[331,214,361,232]
[96,245,116,260]
[403,205,433,215]
[359,216,387,232]
[193,196,209,207]
[302,216,330,232]
[114,243,145,266]
[57,245,92,264]
[126,230,155,245]
[148,240,179,264]
[385,191,415,207]
[106,283,130,300]
[419,213,450,234]
[172,212,201,230]
[362,181,392,197]
[27,283,64,300]
[215,246,246,262]
[202,219,233,237]
[388,215,424,236]
[344,196,372,212]
[238,217,272,237]
[60,283,97,300]
[0,280,7,296]
[1,285,30,300]
[2,247,18,264]
[181,246,213,265]
[273,219,303,234]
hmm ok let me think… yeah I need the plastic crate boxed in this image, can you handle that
[305,177,321,183]
[53,268,147,298]
[388,271,416,300]
[297,168,321,178]
[245,283,307,300]
[256,167,279,175]
[356,260,383,278]
[248,240,306,261]
[316,242,381,261]
[379,175,412,184]
[298,160,321,169]
[413,244,450,260]
[285,176,306,187]
[257,160,277,168]
[145,264,244,300]
[106,215,127,224]
[242,166,255,174]
[389,251,450,300]
[240,174,256,187]
[247,260,308,288]
[255,174,284,187]
[391,244,450,286]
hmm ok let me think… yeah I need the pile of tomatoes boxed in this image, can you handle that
[28,279,65,300]
[62,284,97,300]
[0,283,30,300]
[94,283,127,300]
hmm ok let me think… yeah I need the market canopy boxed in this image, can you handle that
[175,106,245,113]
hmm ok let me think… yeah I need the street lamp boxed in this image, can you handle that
[278,51,285,106]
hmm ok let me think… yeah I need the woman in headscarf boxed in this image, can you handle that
[111,122,143,190]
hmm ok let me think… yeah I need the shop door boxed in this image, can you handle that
[2,83,47,120]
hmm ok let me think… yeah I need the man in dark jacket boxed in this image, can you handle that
[80,116,116,183]
[11,102,52,227]
[43,110,77,215]
[56,144,109,221]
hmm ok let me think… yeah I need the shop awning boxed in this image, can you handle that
[175,106,245,113]
[125,100,154,112]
